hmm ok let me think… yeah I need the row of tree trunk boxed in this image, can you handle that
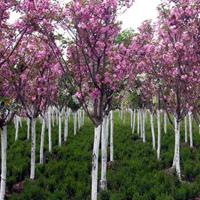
[0,107,85,200]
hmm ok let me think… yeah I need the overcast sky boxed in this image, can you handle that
[11,0,161,31]
[119,0,161,30]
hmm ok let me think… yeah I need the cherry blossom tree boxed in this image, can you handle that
[139,0,200,179]
[62,0,135,199]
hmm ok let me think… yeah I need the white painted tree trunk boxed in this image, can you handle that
[27,118,30,140]
[58,111,62,147]
[78,110,81,130]
[184,116,188,143]
[150,112,156,150]
[140,109,143,138]
[39,117,45,164]
[172,118,181,179]
[164,111,167,134]
[132,109,136,134]
[48,107,52,153]
[91,125,101,200]
[137,109,140,135]
[64,110,69,143]
[130,110,133,129]
[142,109,146,143]
[110,111,114,162]
[189,112,193,148]
[15,116,19,141]
[73,112,77,136]
[0,125,7,200]
[157,110,161,160]
[100,116,109,191]
[30,118,36,180]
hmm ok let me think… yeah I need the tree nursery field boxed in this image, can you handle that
[0,0,199,200]
[4,112,200,200]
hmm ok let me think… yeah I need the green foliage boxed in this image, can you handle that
[116,29,135,46]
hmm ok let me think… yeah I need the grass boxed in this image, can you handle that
[3,111,200,200]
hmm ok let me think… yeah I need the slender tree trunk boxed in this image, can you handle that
[172,118,181,180]
[184,116,188,143]
[0,125,7,200]
[64,110,69,143]
[73,112,77,136]
[27,118,30,140]
[30,118,36,180]
[137,109,140,135]
[48,107,52,153]
[132,109,136,134]
[58,111,62,147]
[164,111,167,134]
[142,109,146,143]
[15,116,19,141]
[157,110,161,160]
[150,112,156,150]
[39,117,45,164]
[110,111,114,162]
[91,125,101,200]
[140,109,143,138]
[130,109,133,129]
[189,112,193,148]
[78,110,81,130]
[100,116,109,191]
[172,117,177,167]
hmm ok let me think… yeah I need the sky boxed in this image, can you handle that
[119,0,161,30]
[10,0,161,31]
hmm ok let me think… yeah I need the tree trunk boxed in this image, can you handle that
[73,112,77,136]
[30,118,36,179]
[48,107,52,153]
[27,118,30,140]
[58,111,62,146]
[164,111,167,134]
[157,110,161,160]
[140,109,143,138]
[100,116,109,191]
[15,116,19,141]
[91,125,101,200]
[64,110,69,143]
[130,109,133,129]
[132,109,136,134]
[189,112,193,148]
[137,109,140,135]
[150,112,156,150]
[40,117,45,164]
[184,116,188,143]
[172,118,181,180]
[142,109,146,143]
[0,125,7,200]
[78,110,81,130]
[52,107,55,127]
[110,111,114,162]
